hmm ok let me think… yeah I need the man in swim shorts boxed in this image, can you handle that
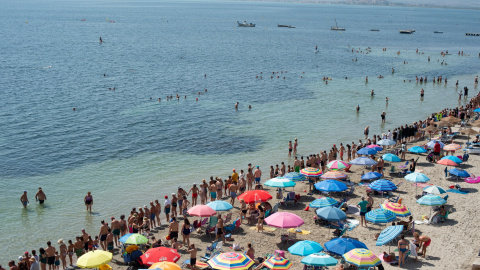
[229,182,238,206]
[254,166,262,184]
[106,229,114,252]
[110,217,120,246]
[419,234,431,258]
[35,187,47,205]
[20,191,29,208]
[188,184,199,206]
[98,220,109,251]
[168,217,179,246]
[45,241,56,270]
[209,183,217,201]
[357,197,369,227]
[164,195,171,222]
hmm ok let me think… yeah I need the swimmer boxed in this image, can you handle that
[248,105,252,110]
[158,98,161,102]
[385,97,389,104]
[356,104,360,113]
[365,76,368,83]
[371,90,375,96]
[205,89,207,92]
[73,108,76,111]
[235,102,239,109]
[196,97,198,102]
[420,89,424,97]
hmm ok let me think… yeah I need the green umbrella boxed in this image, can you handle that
[119,233,148,245]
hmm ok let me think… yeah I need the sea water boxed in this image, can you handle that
[0,0,479,261]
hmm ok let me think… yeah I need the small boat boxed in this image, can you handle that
[399,30,414,34]
[369,29,380,31]
[237,21,255,27]
[331,18,345,31]
[434,31,443,34]
[278,24,289,27]
[288,26,295,28]
[81,19,86,21]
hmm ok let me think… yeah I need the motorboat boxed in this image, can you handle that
[434,31,443,34]
[399,30,414,34]
[369,29,380,31]
[237,21,255,27]
[278,24,289,27]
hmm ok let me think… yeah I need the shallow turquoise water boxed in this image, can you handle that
[0,0,479,262]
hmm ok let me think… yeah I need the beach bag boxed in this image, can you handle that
[233,243,241,251]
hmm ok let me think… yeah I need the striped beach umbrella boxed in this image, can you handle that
[208,252,254,270]
[309,197,338,208]
[381,202,411,217]
[119,233,148,245]
[376,225,404,246]
[408,146,428,153]
[382,153,401,162]
[367,144,383,151]
[284,172,306,182]
[288,240,324,256]
[442,155,463,164]
[343,249,381,268]
[264,177,296,188]
[368,179,397,191]
[417,194,446,206]
[320,171,347,180]
[263,256,292,270]
[326,160,349,170]
[443,143,462,151]
[301,253,338,267]
[365,208,396,224]
[423,186,446,195]
[300,167,322,177]
[149,262,182,270]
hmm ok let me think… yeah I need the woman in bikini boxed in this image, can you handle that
[67,240,74,266]
[119,214,127,236]
[58,239,67,269]
[181,218,191,247]
[257,206,264,232]
[240,199,247,222]
[397,235,408,267]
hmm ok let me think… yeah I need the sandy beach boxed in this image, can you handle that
[48,121,476,270]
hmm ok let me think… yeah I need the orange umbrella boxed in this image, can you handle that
[436,159,458,166]
[149,262,182,270]
[443,143,462,152]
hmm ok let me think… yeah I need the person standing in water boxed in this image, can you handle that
[20,191,29,208]
[356,104,360,113]
[84,192,93,212]
[35,188,47,205]
[381,112,386,123]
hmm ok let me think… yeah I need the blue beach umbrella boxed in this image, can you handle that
[404,172,430,183]
[427,140,445,149]
[449,168,470,178]
[316,206,347,222]
[442,155,463,164]
[324,238,367,256]
[408,146,428,153]
[366,208,396,224]
[309,197,338,208]
[206,201,233,211]
[382,153,401,162]
[474,108,480,113]
[284,172,306,182]
[314,180,348,192]
[301,253,338,267]
[349,157,377,166]
[417,194,446,206]
[357,147,378,155]
[377,139,396,146]
[361,172,382,181]
[376,225,404,246]
[288,240,324,256]
[264,177,296,188]
[369,179,397,191]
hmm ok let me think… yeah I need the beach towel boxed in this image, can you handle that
[358,182,370,186]
[249,226,277,232]
[447,189,469,194]
[346,219,359,230]
[410,242,418,258]
[287,228,311,235]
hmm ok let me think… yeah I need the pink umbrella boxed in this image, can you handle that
[265,212,304,228]
[437,159,458,166]
[367,144,383,151]
[326,160,349,170]
[187,205,217,217]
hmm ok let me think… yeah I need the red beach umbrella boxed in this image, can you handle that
[237,190,272,204]
[140,247,181,266]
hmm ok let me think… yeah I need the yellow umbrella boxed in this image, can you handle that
[77,251,113,268]
[149,262,182,270]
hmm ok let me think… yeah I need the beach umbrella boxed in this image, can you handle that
[300,167,322,177]
[465,176,480,184]
[376,225,404,246]
[442,155,463,164]
[423,186,446,195]
[408,146,427,153]
[367,144,383,151]
[404,172,430,183]
[343,249,381,268]
[377,139,396,146]
[263,256,292,270]
[77,251,112,268]
[288,240,324,256]
[368,179,397,191]
[443,143,462,152]
[187,205,217,217]
[365,208,396,224]
[324,238,367,256]
[474,108,480,113]
[427,140,445,149]
[265,212,304,228]
[381,202,411,217]
[207,252,254,270]
[316,206,347,222]
[349,157,377,166]
[472,122,480,128]
[442,116,461,123]
[460,128,478,136]
[314,180,348,192]
[449,168,470,178]
[437,121,454,128]
[320,171,347,180]
[140,247,181,265]
[422,125,438,132]
[309,197,338,208]
[149,262,181,270]
[237,190,272,203]
[118,233,148,245]
[361,172,382,181]
[437,159,458,166]
[417,194,446,206]
[206,201,233,212]
[382,153,401,162]
[301,253,338,267]
[326,160,349,170]
[283,172,306,182]
[357,147,378,155]
[264,177,296,188]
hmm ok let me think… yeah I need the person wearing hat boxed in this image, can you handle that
[17,256,27,270]
[188,184,199,206]
[35,188,47,205]
[20,191,29,208]
[231,169,238,184]
[164,195,171,222]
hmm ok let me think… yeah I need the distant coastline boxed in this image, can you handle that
[230,0,480,10]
